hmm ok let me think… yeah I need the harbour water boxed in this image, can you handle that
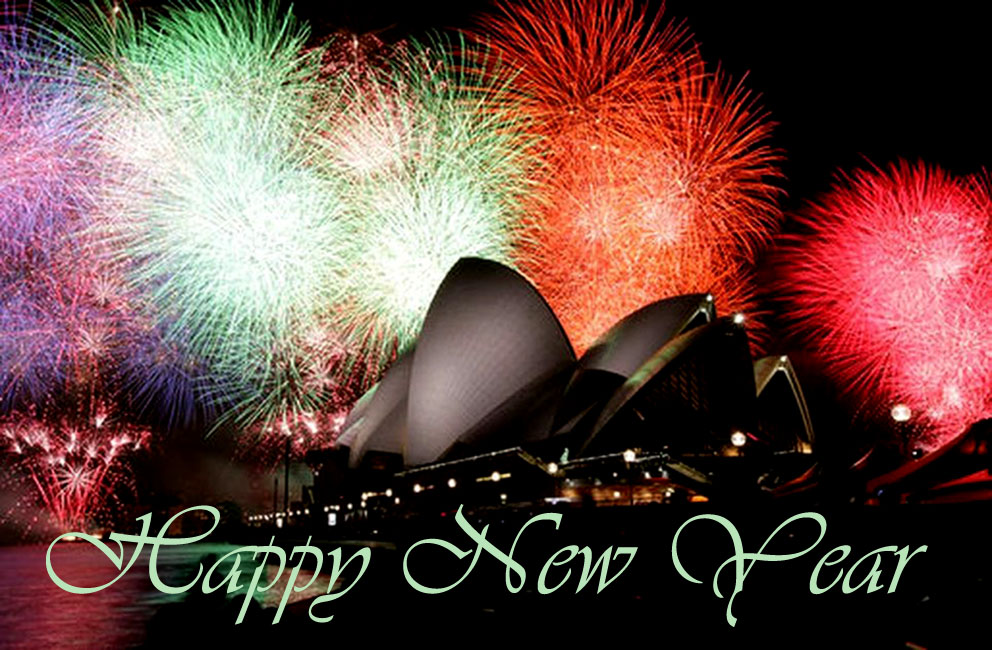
[0,542,328,649]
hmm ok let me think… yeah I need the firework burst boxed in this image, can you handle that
[325,34,535,362]
[0,4,151,534]
[777,161,992,448]
[0,3,93,266]
[478,0,782,351]
[55,0,355,429]
[232,318,381,464]
[0,3,124,409]
[1,413,149,532]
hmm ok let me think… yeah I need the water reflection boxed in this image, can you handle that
[0,542,330,649]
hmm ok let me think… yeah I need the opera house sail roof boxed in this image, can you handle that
[339,258,816,498]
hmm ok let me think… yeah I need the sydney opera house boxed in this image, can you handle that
[291,257,822,520]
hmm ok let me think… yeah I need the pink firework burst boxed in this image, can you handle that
[1,412,150,533]
[778,161,992,448]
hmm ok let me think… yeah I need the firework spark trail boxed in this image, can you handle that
[324,34,535,363]
[0,280,68,409]
[113,323,214,431]
[475,0,692,126]
[7,0,782,462]
[237,355,375,466]
[0,270,98,410]
[777,161,992,448]
[0,225,140,529]
[477,0,782,351]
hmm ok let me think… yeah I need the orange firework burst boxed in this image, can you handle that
[477,0,783,351]
[476,0,691,125]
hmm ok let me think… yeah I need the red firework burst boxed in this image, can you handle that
[778,161,992,447]
[1,412,149,533]
[476,0,782,351]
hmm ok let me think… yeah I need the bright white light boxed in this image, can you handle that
[730,431,747,447]
[622,449,636,463]
[732,313,746,325]
[547,462,558,474]
[490,471,501,482]
[385,488,393,497]
[891,403,912,422]
[413,483,422,493]
[447,478,457,488]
